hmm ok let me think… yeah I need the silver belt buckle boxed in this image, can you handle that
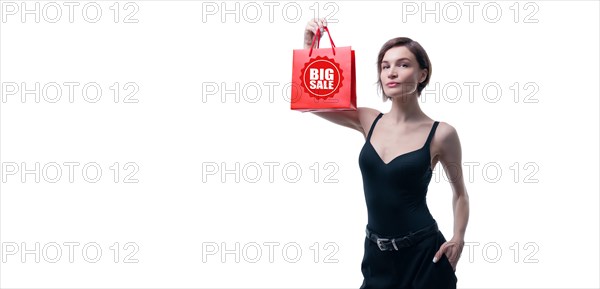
[376,238,389,251]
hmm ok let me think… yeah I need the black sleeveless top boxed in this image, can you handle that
[358,112,440,237]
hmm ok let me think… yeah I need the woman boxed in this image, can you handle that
[303,19,470,289]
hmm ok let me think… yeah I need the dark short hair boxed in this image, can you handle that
[377,37,432,102]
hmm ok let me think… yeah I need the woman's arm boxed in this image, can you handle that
[439,123,470,240]
[433,123,470,270]
[311,107,381,138]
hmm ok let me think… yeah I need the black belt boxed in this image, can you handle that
[365,222,439,251]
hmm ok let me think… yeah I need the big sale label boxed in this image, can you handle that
[299,56,344,100]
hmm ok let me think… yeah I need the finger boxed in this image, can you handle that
[313,21,323,34]
[311,23,323,36]
[312,18,323,29]
[319,18,327,28]
[315,18,324,26]
[445,247,458,261]
[315,26,324,37]
[432,247,444,263]
[434,243,449,263]
[443,253,457,271]
[307,23,318,34]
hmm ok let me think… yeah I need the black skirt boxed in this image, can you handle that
[360,230,458,289]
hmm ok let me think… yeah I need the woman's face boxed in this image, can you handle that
[380,46,427,99]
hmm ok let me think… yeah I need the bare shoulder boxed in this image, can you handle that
[433,121,462,157]
[357,107,382,138]
[435,121,458,139]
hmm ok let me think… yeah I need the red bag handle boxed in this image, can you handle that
[309,26,336,57]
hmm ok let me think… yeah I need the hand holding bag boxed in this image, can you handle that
[290,26,357,112]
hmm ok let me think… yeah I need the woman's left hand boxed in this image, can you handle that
[433,236,464,271]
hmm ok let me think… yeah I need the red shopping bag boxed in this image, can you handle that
[291,27,357,112]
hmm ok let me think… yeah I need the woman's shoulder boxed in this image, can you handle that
[357,107,382,116]
[431,120,461,150]
[434,120,458,136]
[357,106,382,123]
[357,107,383,120]
[355,107,382,138]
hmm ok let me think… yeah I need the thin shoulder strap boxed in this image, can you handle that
[425,121,440,147]
[366,113,384,140]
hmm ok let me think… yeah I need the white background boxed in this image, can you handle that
[1,0,599,288]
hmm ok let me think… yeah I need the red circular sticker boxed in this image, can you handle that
[300,56,344,99]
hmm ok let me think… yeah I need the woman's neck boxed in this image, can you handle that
[387,93,426,124]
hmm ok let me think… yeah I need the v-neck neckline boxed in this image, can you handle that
[367,140,426,166]
[366,113,436,170]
